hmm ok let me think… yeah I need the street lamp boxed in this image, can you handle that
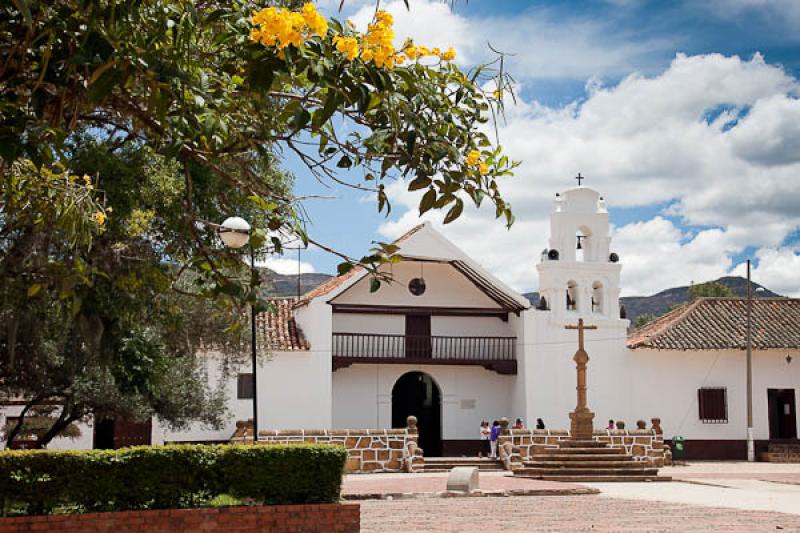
[219,216,259,443]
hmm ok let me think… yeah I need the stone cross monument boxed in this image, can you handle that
[565,318,598,440]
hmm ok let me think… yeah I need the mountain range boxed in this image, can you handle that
[263,269,782,327]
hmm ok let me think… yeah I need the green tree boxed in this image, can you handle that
[634,313,658,329]
[1,1,519,444]
[688,281,733,300]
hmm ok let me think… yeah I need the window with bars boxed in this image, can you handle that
[698,387,728,423]
[237,373,254,399]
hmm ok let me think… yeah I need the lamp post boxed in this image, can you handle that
[219,217,259,442]
[746,259,754,462]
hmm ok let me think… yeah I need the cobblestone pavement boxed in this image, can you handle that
[360,494,800,532]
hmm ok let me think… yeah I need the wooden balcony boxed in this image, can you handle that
[332,333,517,374]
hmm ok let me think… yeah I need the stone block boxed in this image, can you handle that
[446,467,479,493]
[378,450,390,461]
[623,437,633,445]
[371,440,384,449]
[386,457,402,470]
[348,449,361,457]
[345,437,358,447]
[632,445,646,456]
[362,462,382,472]
[388,440,404,449]
[363,450,376,461]
[634,437,651,444]
[345,457,361,472]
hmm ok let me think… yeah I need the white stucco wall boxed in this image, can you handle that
[0,406,95,450]
[332,363,515,440]
[627,347,800,441]
[332,261,503,309]
[523,309,633,431]
[155,345,332,443]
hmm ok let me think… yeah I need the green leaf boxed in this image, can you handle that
[408,176,431,191]
[443,198,464,224]
[419,188,436,214]
[290,107,311,131]
[336,155,352,169]
[337,262,354,276]
[88,67,124,103]
[27,283,42,297]
[369,278,381,293]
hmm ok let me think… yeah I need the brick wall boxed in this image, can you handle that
[232,424,424,473]
[499,428,669,468]
[0,503,360,533]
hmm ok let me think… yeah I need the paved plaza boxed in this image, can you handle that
[357,462,800,532]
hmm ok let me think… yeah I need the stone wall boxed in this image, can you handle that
[0,503,360,533]
[498,420,670,469]
[760,443,800,463]
[231,420,424,473]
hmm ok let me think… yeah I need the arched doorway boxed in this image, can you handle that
[392,371,442,457]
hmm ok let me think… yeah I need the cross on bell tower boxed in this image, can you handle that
[575,173,584,186]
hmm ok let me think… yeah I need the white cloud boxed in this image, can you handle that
[259,257,316,275]
[379,53,800,296]
[731,248,800,297]
[349,0,674,80]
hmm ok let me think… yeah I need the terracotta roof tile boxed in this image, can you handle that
[294,223,426,307]
[627,297,800,350]
[256,298,309,351]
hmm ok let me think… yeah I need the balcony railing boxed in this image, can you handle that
[331,333,517,374]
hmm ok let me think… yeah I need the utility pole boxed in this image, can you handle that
[746,259,754,462]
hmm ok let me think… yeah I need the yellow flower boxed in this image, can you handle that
[466,150,480,166]
[334,35,359,60]
[432,47,440,56]
[492,89,502,99]
[361,48,374,62]
[479,162,489,175]
[404,45,418,60]
[418,46,430,57]
[440,47,456,61]
[105,206,113,213]
[93,211,106,225]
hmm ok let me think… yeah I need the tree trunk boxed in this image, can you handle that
[34,401,81,449]
[4,395,43,447]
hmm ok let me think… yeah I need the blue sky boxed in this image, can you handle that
[270,0,800,297]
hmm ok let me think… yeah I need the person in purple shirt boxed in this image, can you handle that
[489,420,501,458]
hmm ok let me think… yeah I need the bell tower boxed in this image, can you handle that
[536,182,624,323]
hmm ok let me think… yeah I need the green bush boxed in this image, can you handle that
[0,443,346,516]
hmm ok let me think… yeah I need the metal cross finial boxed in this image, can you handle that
[576,173,584,186]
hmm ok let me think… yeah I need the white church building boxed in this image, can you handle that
[5,184,799,459]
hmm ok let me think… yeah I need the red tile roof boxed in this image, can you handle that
[627,297,800,350]
[294,223,426,307]
[256,298,309,351]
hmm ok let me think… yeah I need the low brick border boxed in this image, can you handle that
[0,503,360,533]
[343,486,599,500]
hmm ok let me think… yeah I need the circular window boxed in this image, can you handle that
[408,277,426,296]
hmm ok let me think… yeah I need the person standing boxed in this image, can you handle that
[607,419,615,430]
[513,418,524,430]
[489,420,501,458]
[535,418,545,430]
[479,420,490,457]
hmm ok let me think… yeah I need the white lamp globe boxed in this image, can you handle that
[219,216,251,249]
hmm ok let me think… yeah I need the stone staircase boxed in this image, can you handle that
[514,440,671,482]
[423,457,505,473]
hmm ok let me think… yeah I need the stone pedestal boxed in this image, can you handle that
[569,409,595,440]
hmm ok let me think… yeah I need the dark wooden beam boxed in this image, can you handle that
[331,356,517,375]
[331,304,509,319]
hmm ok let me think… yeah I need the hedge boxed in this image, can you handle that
[0,443,346,516]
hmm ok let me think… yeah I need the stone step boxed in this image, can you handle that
[538,447,625,455]
[516,467,659,477]
[518,474,672,482]
[423,457,505,472]
[528,454,634,462]
[557,440,610,448]
[523,460,645,468]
